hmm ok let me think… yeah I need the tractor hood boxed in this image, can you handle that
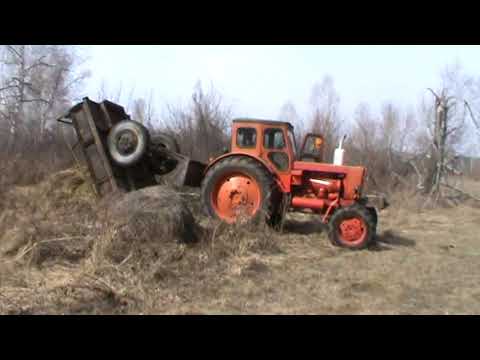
[293,161,366,200]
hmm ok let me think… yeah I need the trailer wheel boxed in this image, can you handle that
[107,120,149,167]
[328,204,376,250]
[201,156,279,225]
[150,133,180,153]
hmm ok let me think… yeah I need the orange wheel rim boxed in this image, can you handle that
[339,217,367,245]
[211,173,261,223]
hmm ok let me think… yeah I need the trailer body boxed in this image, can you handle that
[58,98,205,197]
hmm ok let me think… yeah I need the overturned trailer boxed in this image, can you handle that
[57,97,205,197]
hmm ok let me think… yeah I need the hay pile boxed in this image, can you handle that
[101,186,202,265]
[0,169,207,314]
[0,166,277,314]
[0,167,96,265]
[0,166,95,214]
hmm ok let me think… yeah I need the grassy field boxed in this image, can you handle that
[1,168,480,314]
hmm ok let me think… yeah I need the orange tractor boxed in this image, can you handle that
[200,119,377,249]
[59,98,377,250]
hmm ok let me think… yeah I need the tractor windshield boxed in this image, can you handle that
[288,129,297,158]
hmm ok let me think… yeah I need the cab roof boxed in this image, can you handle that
[233,118,294,130]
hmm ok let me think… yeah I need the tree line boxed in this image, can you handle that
[1,45,480,200]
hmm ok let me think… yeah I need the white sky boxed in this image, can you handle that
[80,45,480,123]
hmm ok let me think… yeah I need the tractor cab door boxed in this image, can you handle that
[262,127,291,173]
[299,133,325,162]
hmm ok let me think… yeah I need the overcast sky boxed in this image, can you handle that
[80,45,480,123]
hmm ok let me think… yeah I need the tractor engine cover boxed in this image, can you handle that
[309,178,341,197]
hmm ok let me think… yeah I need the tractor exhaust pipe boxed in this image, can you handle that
[333,134,347,166]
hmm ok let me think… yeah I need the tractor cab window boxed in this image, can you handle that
[237,128,257,148]
[264,128,286,149]
[300,134,324,162]
[304,137,317,153]
[264,128,289,172]
[287,129,297,158]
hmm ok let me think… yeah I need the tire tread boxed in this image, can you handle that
[327,204,376,250]
[201,156,279,225]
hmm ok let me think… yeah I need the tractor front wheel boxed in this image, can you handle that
[328,204,376,250]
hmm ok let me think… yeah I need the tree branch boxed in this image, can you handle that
[11,77,33,88]
[446,125,461,137]
[409,159,425,190]
[427,88,440,102]
[0,85,19,93]
[441,182,480,201]
[465,100,480,132]
[5,45,22,60]
[25,58,55,72]
[22,98,50,105]
[445,96,457,105]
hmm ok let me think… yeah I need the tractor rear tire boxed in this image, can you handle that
[328,204,376,250]
[367,206,378,230]
[201,156,280,226]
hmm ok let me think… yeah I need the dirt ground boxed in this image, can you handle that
[1,169,480,315]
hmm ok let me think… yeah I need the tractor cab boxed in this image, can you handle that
[230,119,326,172]
[231,119,295,174]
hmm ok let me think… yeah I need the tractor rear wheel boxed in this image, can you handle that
[201,156,279,225]
[367,206,378,230]
[328,204,376,250]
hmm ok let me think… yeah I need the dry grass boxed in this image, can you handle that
[1,166,480,314]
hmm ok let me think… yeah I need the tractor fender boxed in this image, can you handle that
[204,153,288,193]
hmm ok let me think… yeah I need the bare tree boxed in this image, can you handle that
[308,76,343,162]
[131,91,156,129]
[422,64,471,199]
[0,45,90,154]
[378,103,418,181]
[278,101,304,148]
[463,71,480,153]
[0,45,90,187]
[161,81,231,162]
[96,80,124,104]
[342,102,419,192]
[346,103,382,188]
[465,101,480,154]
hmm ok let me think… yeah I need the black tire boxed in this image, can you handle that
[367,206,378,230]
[107,120,149,167]
[201,156,280,226]
[150,132,180,153]
[328,204,376,250]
